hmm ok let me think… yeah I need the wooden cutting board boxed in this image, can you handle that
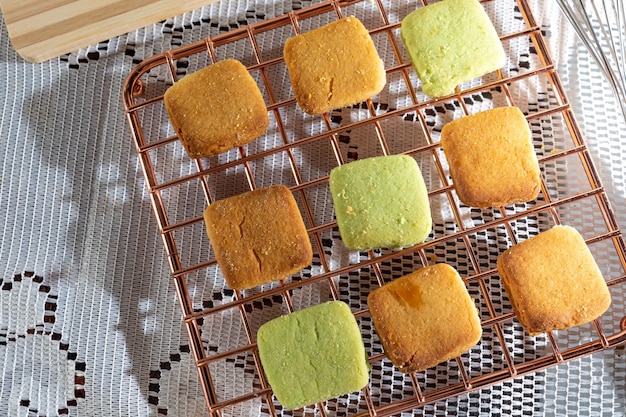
[0,0,220,63]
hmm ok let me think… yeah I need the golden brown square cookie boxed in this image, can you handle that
[368,263,482,373]
[283,16,386,114]
[440,106,541,208]
[164,59,269,158]
[204,185,313,290]
[497,225,611,336]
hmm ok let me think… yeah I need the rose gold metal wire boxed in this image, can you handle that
[122,0,626,415]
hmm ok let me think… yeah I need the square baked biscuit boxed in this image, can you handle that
[329,155,432,250]
[283,16,386,114]
[497,225,612,336]
[257,301,369,410]
[164,59,269,158]
[203,185,312,290]
[401,0,505,97]
[368,264,482,373]
[441,106,541,208]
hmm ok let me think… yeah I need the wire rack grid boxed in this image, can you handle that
[123,0,626,415]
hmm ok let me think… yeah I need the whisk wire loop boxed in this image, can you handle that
[557,0,626,123]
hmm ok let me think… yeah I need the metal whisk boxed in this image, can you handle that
[557,0,626,123]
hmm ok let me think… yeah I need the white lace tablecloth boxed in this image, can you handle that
[1,1,625,416]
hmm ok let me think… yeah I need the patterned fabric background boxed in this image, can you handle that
[1,1,625,416]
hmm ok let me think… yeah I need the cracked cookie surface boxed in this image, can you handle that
[203,185,312,290]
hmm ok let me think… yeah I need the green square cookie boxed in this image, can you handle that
[401,0,505,97]
[257,301,369,409]
[329,155,432,250]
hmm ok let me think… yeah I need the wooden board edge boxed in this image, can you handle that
[1,0,220,63]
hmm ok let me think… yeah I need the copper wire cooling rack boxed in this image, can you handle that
[123,0,626,415]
